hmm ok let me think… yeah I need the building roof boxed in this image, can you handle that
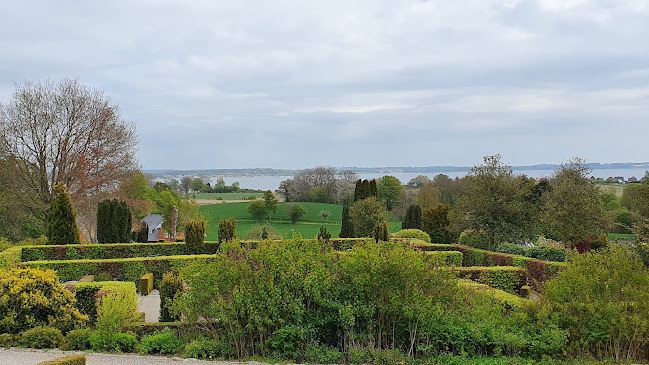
[142,214,164,230]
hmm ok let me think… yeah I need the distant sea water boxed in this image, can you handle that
[203,168,649,191]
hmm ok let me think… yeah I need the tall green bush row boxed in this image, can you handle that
[402,204,422,230]
[218,218,236,243]
[185,220,206,254]
[21,242,221,261]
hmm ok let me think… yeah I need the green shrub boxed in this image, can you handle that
[185,219,206,254]
[16,236,48,246]
[218,218,237,243]
[394,228,431,243]
[75,281,139,326]
[159,272,184,322]
[63,328,92,350]
[19,326,64,349]
[495,243,525,256]
[424,251,463,267]
[524,246,566,262]
[459,230,490,250]
[317,226,331,242]
[95,272,112,281]
[0,268,87,334]
[347,346,407,365]
[139,329,179,355]
[0,333,14,348]
[267,325,312,359]
[540,246,649,361]
[304,343,343,364]
[402,204,422,230]
[89,331,137,352]
[632,242,649,267]
[21,242,220,261]
[36,354,86,365]
[184,339,234,360]
[0,237,12,251]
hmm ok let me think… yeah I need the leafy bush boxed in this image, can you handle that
[63,328,92,350]
[139,329,179,354]
[304,343,343,364]
[495,243,525,256]
[459,230,490,250]
[632,242,649,267]
[267,325,311,359]
[75,281,137,325]
[184,339,234,359]
[89,331,137,352]
[394,228,431,243]
[18,326,64,349]
[424,251,463,267]
[0,333,14,348]
[373,220,390,242]
[285,204,307,224]
[0,268,87,334]
[540,246,649,361]
[347,346,407,365]
[524,246,566,262]
[317,226,331,242]
[0,237,12,251]
[159,272,184,322]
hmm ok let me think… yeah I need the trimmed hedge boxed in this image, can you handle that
[496,243,566,262]
[20,242,221,262]
[457,279,529,309]
[0,246,22,269]
[141,273,154,295]
[75,281,137,324]
[424,251,463,267]
[423,244,566,288]
[37,355,86,365]
[394,229,431,243]
[23,254,216,290]
[454,266,527,294]
[329,238,374,250]
[458,230,490,250]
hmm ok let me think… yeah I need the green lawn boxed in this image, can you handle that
[193,192,265,200]
[596,184,625,197]
[200,202,402,240]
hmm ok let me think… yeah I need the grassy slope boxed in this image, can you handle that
[200,202,401,240]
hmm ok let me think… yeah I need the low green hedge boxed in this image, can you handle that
[424,251,463,267]
[0,246,22,269]
[329,238,375,250]
[22,254,216,290]
[454,266,527,294]
[75,281,137,324]
[20,242,222,262]
[394,229,431,243]
[37,355,86,365]
[496,243,566,262]
[457,279,529,309]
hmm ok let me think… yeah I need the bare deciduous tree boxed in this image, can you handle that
[0,78,138,238]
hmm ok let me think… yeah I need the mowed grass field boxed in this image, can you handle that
[596,183,625,197]
[200,201,402,240]
[193,192,265,200]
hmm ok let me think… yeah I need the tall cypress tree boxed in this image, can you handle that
[354,179,363,202]
[46,183,81,245]
[362,180,371,200]
[370,179,378,198]
[97,199,132,243]
[339,206,355,238]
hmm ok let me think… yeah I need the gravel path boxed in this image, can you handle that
[0,348,267,365]
[139,289,161,323]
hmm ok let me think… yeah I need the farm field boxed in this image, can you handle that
[596,183,625,197]
[200,201,402,240]
[192,192,265,200]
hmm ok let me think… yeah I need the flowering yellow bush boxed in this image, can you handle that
[0,267,87,334]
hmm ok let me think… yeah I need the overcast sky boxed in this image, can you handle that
[1,0,648,170]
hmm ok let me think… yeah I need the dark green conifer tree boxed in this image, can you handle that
[97,199,132,243]
[46,183,81,245]
[339,206,355,238]
[403,204,422,230]
[370,179,378,198]
[354,179,363,202]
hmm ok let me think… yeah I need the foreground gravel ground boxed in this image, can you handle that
[0,348,267,365]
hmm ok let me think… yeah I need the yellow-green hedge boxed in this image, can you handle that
[37,354,86,365]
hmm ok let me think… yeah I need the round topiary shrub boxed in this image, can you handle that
[394,229,431,243]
